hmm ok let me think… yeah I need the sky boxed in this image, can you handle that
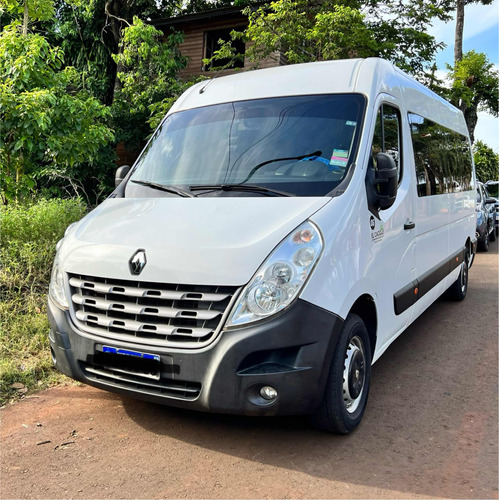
[428,0,499,152]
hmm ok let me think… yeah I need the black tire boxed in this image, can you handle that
[447,256,469,301]
[478,230,489,252]
[489,226,496,242]
[312,314,371,434]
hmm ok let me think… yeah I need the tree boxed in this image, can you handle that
[0,0,54,34]
[110,17,189,150]
[453,0,493,63]
[0,26,113,202]
[211,0,453,77]
[447,51,498,143]
[473,140,499,182]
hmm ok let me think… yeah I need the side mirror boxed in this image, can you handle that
[485,197,496,205]
[115,165,131,188]
[366,153,398,212]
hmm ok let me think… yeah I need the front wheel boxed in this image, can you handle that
[489,225,496,242]
[312,314,371,434]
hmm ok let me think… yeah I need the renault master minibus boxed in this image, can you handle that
[48,58,476,433]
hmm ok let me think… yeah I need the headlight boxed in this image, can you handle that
[226,221,323,327]
[49,252,69,309]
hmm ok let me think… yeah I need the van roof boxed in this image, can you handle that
[171,58,468,137]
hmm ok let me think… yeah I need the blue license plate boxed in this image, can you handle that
[102,346,160,361]
[100,346,160,380]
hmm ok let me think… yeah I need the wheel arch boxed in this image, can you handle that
[348,294,377,358]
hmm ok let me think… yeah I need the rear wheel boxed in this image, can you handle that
[312,314,371,434]
[447,250,469,301]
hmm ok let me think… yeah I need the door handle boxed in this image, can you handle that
[404,221,416,230]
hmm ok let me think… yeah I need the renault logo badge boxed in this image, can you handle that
[129,249,147,275]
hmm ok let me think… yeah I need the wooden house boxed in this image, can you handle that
[153,6,285,79]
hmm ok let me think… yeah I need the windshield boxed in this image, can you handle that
[126,94,366,197]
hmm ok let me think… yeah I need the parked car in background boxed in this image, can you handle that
[485,180,499,236]
[476,182,496,251]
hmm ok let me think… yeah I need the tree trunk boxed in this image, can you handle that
[22,0,29,36]
[454,0,465,63]
[464,105,478,144]
[105,0,130,103]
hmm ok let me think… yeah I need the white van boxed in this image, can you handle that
[48,58,476,433]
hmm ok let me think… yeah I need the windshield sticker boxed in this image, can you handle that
[346,121,357,127]
[330,149,349,167]
[370,215,385,243]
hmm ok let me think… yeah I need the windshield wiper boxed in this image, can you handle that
[189,184,294,197]
[241,150,322,183]
[130,180,194,198]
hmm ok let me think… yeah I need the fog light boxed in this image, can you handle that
[260,386,278,400]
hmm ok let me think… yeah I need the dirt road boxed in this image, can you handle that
[1,241,497,499]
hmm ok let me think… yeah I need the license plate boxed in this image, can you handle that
[98,346,161,380]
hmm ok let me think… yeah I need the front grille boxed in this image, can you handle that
[69,274,238,348]
[80,361,201,400]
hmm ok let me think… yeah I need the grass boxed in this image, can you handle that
[0,198,87,405]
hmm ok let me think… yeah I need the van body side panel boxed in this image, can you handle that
[413,194,450,310]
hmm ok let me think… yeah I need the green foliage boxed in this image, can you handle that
[0,26,114,203]
[447,51,499,114]
[446,51,499,142]
[0,0,55,23]
[212,0,451,76]
[474,140,499,182]
[241,1,377,65]
[45,0,116,104]
[0,198,87,403]
[111,17,187,148]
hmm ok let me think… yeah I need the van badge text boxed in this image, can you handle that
[370,217,384,243]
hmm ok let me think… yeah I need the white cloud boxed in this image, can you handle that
[434,69,451,85]
[429,0,499,50]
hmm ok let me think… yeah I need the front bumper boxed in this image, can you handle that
[48,297,343,416]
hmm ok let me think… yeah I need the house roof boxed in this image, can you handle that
[152,5,254,28]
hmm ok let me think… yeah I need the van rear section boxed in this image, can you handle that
[48,58,476,433]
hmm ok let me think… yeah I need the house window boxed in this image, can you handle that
[203,28,245,70]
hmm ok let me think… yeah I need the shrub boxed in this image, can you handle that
[0,198,87,404]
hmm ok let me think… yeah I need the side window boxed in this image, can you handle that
[408,113,473,197]
[372,104,402,182]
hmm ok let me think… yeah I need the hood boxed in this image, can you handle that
[60,197,330,286]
